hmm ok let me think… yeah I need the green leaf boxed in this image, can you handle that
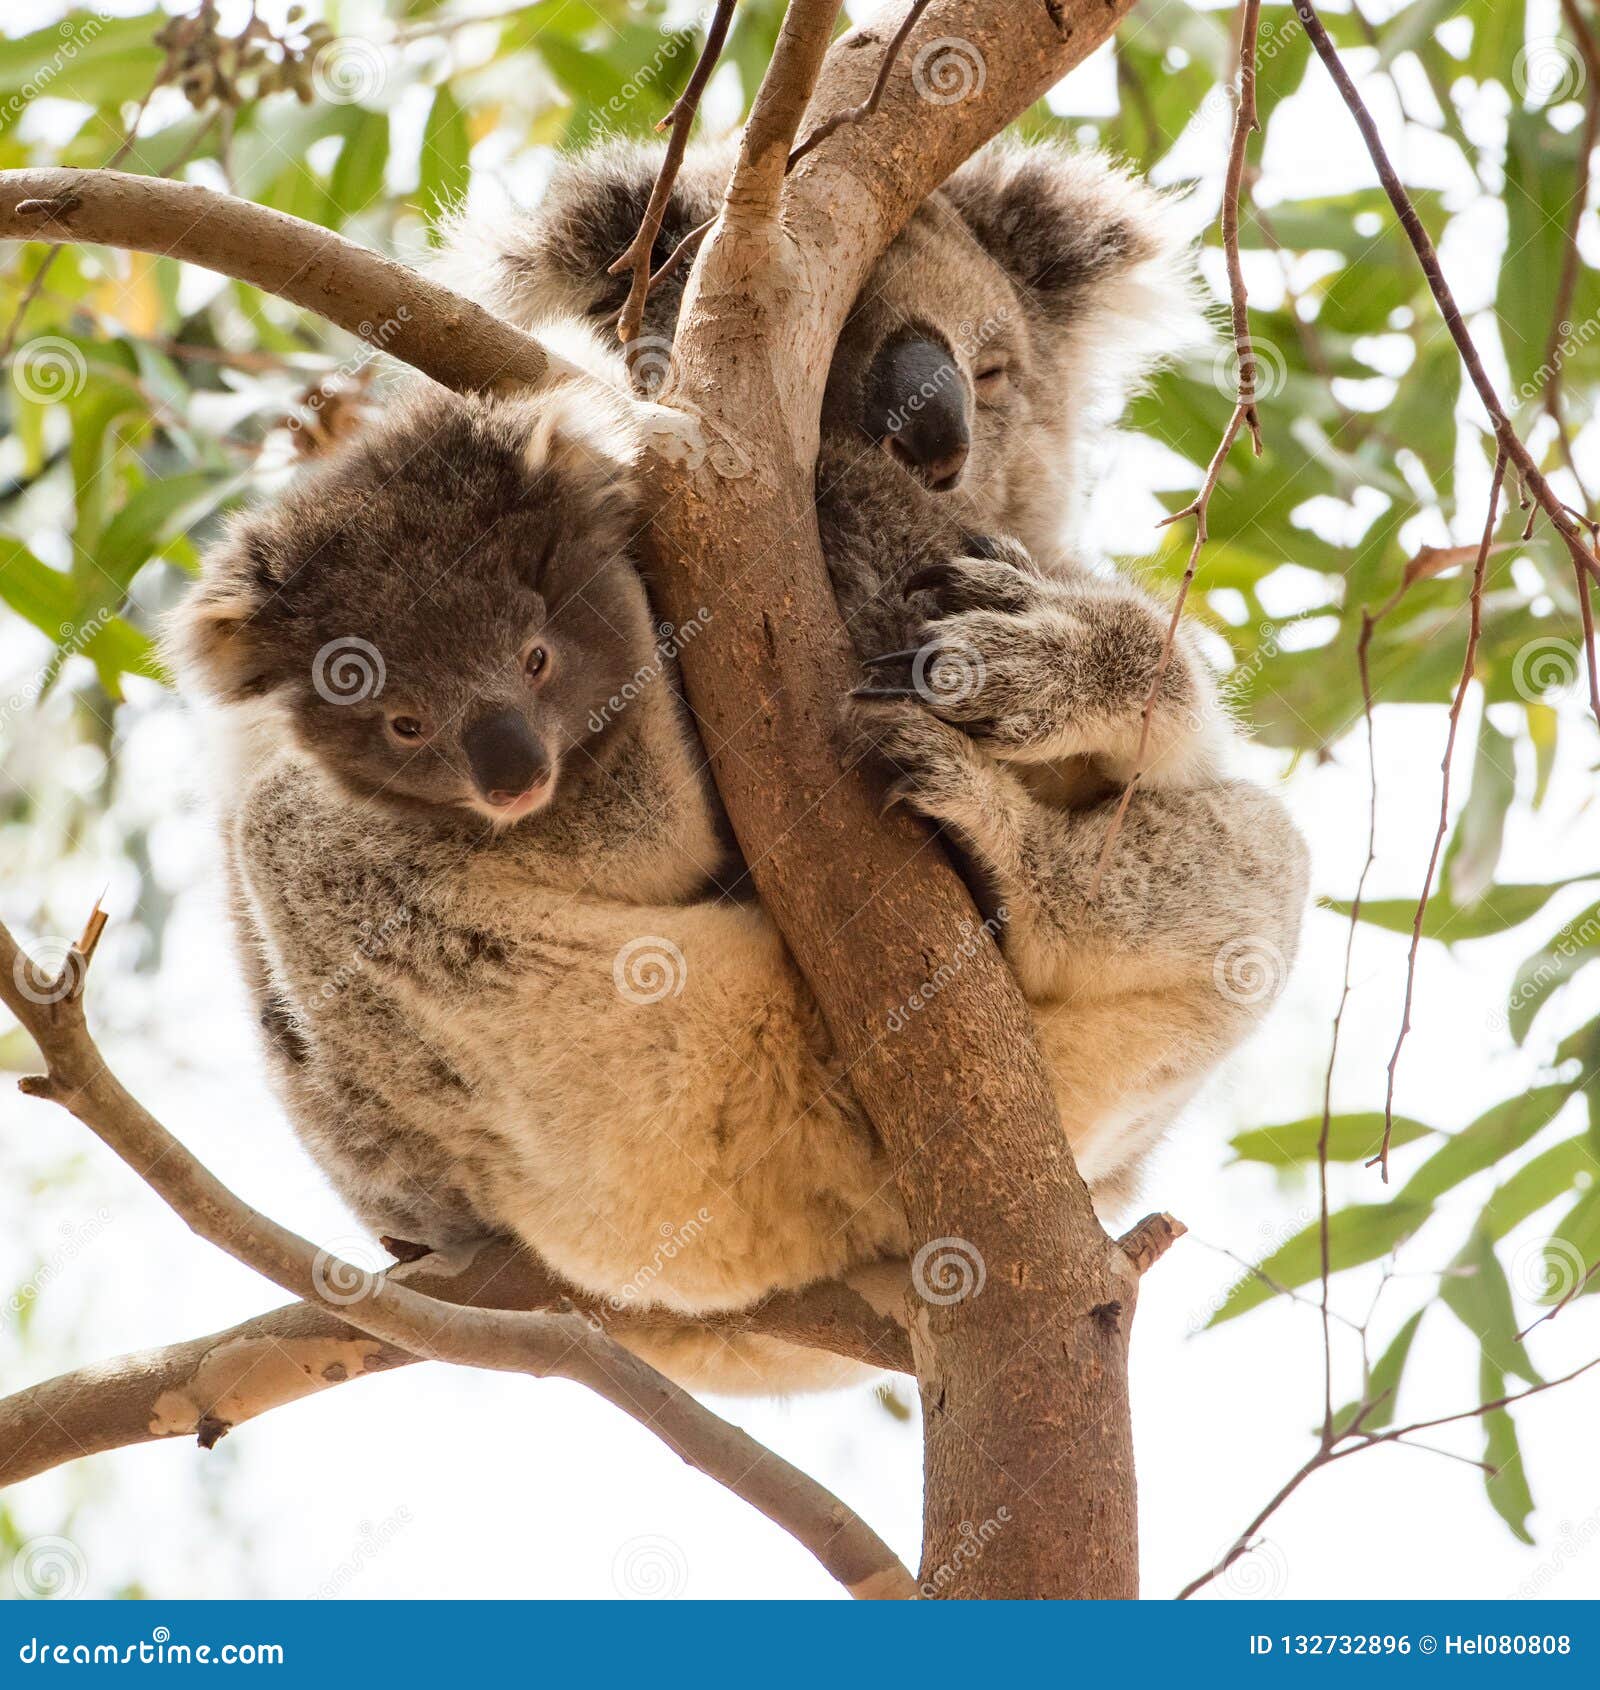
[1443,712,1515,906]
[1331,1307,1427,1437]
[1229,1112,1437,1166]
[1439,1225,1542,1386]
[92,472,240,601]
[1397,1086,1575,1205]
[1525,702,1557,810]
[1479,1356,1535,1544]
[0,13,164,106]
[1208,1201,1432,1325]
[0,540,161,692]
[1541,1187,1600,1304]
[327,109,392,223]
[1508,900,1600,1045]
[1481,1137,1594,1239]
[1326,877,1598,942]
[419,85,472,239]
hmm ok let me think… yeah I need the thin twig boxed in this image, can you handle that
[1222,1,1264,455]
[1177,1350,1600,1597]
[610,0,737,347]
[1090,404,1247,898]
[1539,73,1598,512]
[788,0,932,168]
[1372,452,1507,1179]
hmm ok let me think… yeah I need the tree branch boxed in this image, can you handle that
[0,1239,913,1490]
[0,911,914,1599]
[642,0,1145,1598]
[0,169,563,395]
[609,0,737,347]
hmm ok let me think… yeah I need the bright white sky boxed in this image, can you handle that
[1,0,1597,1601]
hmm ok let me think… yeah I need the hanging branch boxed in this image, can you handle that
[0,908,915,1600]
[609,0,737,347]
[1292,0,1600,726]
[1372,456,1509,1178]
[1090,0,1262,898]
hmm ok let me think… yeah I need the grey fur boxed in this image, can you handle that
[173,140,1308,1395]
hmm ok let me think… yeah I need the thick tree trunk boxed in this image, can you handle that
[642,0,1142,1597]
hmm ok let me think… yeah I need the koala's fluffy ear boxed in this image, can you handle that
[940,140,1204,354]
[165,519,290,703]
[429,138,735,343]
[520,375,642,526]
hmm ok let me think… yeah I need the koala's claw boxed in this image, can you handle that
[906,552,1039,619]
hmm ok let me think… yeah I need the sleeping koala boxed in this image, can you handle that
[176,142,1308,1394]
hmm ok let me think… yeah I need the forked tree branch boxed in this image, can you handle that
[641,0,1148,1598]
[0,1237,912,1490]
[0,912,914,1599]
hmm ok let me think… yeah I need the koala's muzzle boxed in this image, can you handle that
[462,709,550,809]
[862,332,970,491]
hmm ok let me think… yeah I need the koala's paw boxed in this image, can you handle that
[856,619,1061,758]
[840,694,1004,837]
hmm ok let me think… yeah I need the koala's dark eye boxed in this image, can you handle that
[387,714,429,743]
[524,645,550,683]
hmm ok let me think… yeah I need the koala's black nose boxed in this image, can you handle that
[862,333,971,492]
[462,709,549,806]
